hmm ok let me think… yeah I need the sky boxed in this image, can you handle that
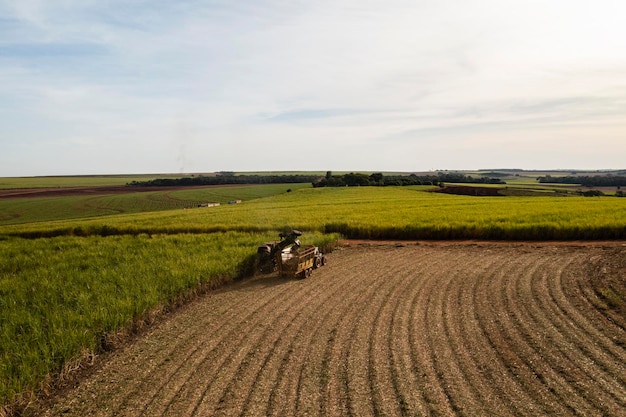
[1,0,625,177]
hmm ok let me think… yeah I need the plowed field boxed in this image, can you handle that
[39,243,626,417]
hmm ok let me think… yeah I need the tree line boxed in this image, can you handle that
[312,172,505,188]
[127,173,322,187]
[538,175,626,187]
[127,172,506,188]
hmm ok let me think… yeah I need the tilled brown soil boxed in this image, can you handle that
[38,243,626,417]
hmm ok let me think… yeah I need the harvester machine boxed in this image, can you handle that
[256,229,326,278]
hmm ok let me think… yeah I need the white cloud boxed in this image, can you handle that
[1,0,625,176]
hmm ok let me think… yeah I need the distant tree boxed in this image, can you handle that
[344,172,370,186]
[369,172,384,185]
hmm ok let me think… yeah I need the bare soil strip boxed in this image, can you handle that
[0,184,253,200]
[37,243,626,417]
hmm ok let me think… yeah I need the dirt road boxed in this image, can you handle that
[40,243,626,416]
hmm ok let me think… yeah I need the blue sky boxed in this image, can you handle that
[1,0,625,176]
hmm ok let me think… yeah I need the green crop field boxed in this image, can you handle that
[0,183,309,225]
[2,186,626,240]
[1,181,626,412]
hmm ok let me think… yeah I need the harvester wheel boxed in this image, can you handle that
[314,257,321,269]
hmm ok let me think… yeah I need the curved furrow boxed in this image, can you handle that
[481,250,571,415]
[417,246,493,415]
[126,279,295,415]
[132,289,292,416]
[436,245,508,415]
[408,247,458,416]
[232,261,355,417]
[501,252,586,414]
[468,248,549,416]
[345,273,392,416]
[285,248,383,416]
[424,250,488,416]
[295,247,404,417]
[389,247,450,416]
[133,278,301,416]
[366,251,425,417]
[262,256,363,417]
[43,276,295,417]
[530,251,626,413]
[335,248,405,416]
[554,250,626,372]
[290,246,408,417]
[443,248,526,416]
[123,295,256,414]
[187,278,324,417]
[384,248,441,416]
[570,248,626,335]
[148,277,319,416]
[206,277,338,417]
[524,253,612,412]
[286,248,386,417]
[320,250,408,417]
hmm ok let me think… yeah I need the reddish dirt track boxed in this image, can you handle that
[37,243,626,417]
[0,186,160,199]
[0,184,255,200]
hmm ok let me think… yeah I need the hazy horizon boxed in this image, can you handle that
[4,167,626,180]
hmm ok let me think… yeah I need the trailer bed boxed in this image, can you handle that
[279,245,318,278]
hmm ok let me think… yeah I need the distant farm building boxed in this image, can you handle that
[198,202,220,208]
[228,200,242,204]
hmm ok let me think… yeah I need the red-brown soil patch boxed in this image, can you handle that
[0,184,252,200]
[32,243,625,417]
[0,186,174,199]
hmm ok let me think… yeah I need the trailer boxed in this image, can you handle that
[278,245,326,278]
